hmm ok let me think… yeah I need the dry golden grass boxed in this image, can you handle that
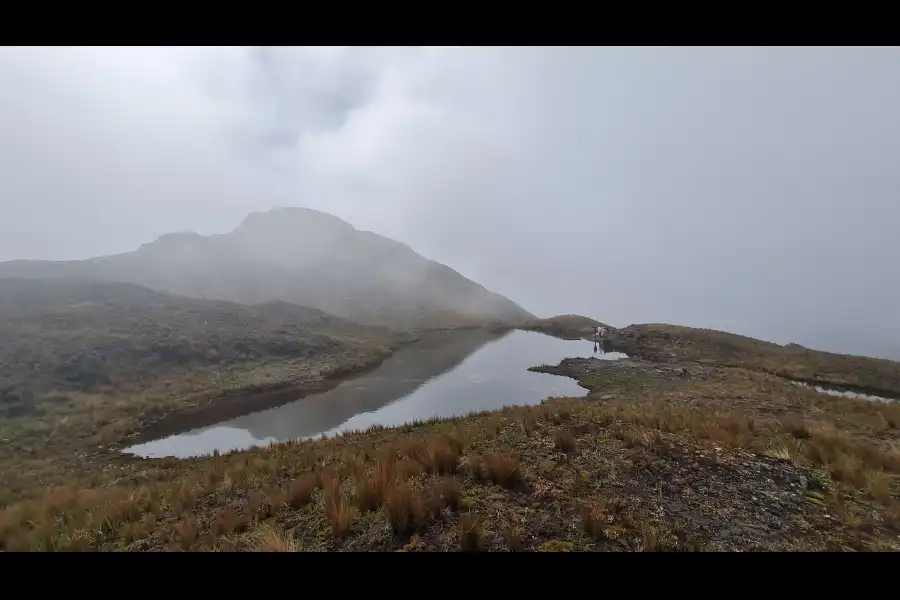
[504,522,525,551]
[323,481,355,538]
[403,434,462,475]
[213,506,249,537]
[427,477,461,514]
[383,481,427,535]
[251,523,298,552]
[3,320,900,551]
[554,429,577,453]
[284,474,319,510]
[173,517,199,551]
[355,455,397,512]
[1,391,897,552]
[887,502,900,527]
[481,454,524,489]
[458,513,483,552]
[595,399,900,500]
[580,501,606,541]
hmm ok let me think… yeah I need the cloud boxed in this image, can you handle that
[1,46,899,358]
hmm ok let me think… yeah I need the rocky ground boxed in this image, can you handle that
[2,317,899,551]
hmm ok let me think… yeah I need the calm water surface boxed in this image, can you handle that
[790,380,895,403]
[124,330,627,459]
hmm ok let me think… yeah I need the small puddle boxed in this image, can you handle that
[124,330,627,459]
[790,380,895,403]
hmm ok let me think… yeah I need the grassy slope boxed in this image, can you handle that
[2,312,899,551]
[0,278,413,503]
[518,314,610,340]
[615,323,900,396]
[524,315,900,395]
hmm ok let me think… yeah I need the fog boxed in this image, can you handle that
[1,47,899,359]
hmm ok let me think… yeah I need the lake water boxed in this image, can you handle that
[124,329,628,459]
[790,380,895,403]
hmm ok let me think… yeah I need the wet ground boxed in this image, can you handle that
[789,380,896,403]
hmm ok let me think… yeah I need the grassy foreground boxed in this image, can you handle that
[2,315,899,551]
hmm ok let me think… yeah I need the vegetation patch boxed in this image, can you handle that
[2,309,899,551]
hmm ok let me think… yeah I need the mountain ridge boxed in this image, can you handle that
[0,207,535,329]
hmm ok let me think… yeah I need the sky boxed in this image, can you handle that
[1,46,899,359]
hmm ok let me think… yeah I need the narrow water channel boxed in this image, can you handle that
[789,380,895,403]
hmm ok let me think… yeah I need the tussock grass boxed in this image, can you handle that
[3,318,900,551]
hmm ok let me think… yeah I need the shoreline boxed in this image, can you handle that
[760,372,900,402]
[122,336,423,447]
[3,317,900,551]
[122,328,560,451]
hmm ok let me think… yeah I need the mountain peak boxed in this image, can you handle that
[0,208,535,329]
[142,231,204,248]
[238,207,354,232]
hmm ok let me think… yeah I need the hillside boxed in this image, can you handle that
[614,323,900,397]
[3,314,900,551]
[4,303,899,551]
[0,277,415,500]
[0,208,535,329]
[519,314,611,339]
[522,315,900,397]
[0,277,405,404]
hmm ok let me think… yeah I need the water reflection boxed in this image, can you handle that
[594,340,617,356]
[125,330,625,459]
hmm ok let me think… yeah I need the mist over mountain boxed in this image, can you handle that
[0,207,534,329]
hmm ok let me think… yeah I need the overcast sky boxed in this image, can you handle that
[1,47,899,358]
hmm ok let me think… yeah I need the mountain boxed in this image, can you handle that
[0,208,534,329]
